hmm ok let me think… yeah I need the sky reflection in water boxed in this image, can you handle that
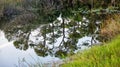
[0,30,61,67]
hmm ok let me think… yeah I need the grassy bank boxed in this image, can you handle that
[62,35,120,67]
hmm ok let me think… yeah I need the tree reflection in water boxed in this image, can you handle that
[0,14,102,58]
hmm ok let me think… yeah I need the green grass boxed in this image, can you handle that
[62,35,120,67]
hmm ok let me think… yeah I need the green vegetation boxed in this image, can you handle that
[0,0,120,66]
[62,35,120,67]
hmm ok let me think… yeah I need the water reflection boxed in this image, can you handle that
[0,14,101,66]
[0,30,62,67]
[0,14,101,58]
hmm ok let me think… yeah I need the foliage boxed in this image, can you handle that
[62,34,120,67]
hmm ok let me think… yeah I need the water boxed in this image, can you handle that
[0,30,62,67]
[0,29,99,67]
[0,15,100,67]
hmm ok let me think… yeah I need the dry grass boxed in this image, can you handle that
[99,14,120,41]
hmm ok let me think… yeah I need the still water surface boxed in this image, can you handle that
[0,16,100,67]
[0,30,62,67]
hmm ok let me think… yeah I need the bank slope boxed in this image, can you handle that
[62,35,120,67]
